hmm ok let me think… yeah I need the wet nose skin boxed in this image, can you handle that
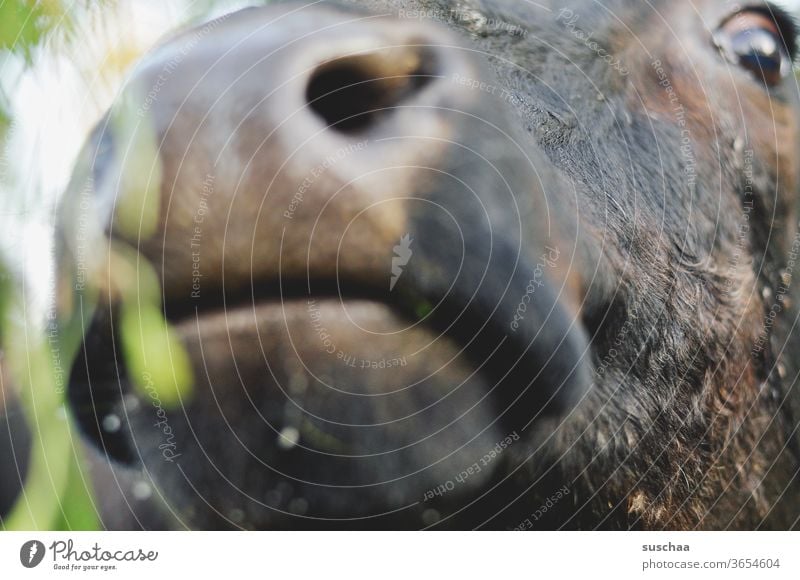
[115,6,477,285]
[126,6,461,297]
[64,1,595,527]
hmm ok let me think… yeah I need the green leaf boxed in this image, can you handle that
[110,90,163,242]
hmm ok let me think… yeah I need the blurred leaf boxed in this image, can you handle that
[1,264,99,531]
[0,0,62,57]
[111,90,163,242]
[121,301,195,409]
[2,327,72,530]
[51,446,100,530]
[112,243,194,409]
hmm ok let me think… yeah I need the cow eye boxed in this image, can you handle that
[714,8,796,87]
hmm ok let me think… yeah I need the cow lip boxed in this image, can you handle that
[161,270,575,429]
[160,275,514,403]
[162,277,399,325]
[161,270,566,385]
[161,276,486,362]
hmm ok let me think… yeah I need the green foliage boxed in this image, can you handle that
[1,273,99,531]
[0,1,105,529]
[113,244,196,409]
[0,1,62,141]
[0,0,60,56]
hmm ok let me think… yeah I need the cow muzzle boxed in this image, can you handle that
[61,1,594,528]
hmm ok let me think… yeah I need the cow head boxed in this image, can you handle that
[57,0,800,529]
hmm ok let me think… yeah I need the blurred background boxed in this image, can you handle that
[0,0,262,318]
[0,0,264,532]
[0,0,799,530]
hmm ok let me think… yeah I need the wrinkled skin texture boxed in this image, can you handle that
[44,0,800,529]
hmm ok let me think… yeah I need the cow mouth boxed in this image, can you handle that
[161,273,560,415]
[158,277,520,527]
[87,160,591,527]
[161,272,529,430]
[151,255,591,524]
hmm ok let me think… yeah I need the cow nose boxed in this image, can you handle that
[93,4,592,419]
[114,10,487,302]
[261,37,473,299]
[305,47,436,133]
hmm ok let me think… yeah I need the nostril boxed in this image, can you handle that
[305,46,437,132]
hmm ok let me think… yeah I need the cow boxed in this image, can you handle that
[42,0,800,529]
